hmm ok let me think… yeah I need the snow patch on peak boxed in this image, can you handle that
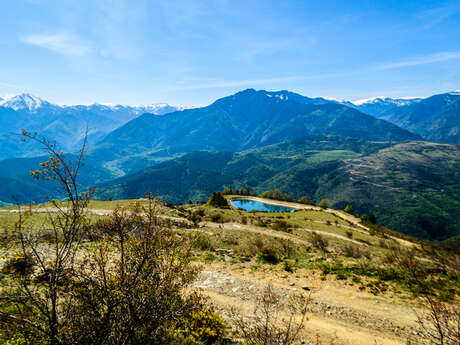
[351,96,422,106]
[351,96,387,106]
[0,93,49,111]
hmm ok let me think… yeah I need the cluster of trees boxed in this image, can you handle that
[344,204,377,224]
[222,187,254,196]
[260,189,294,202]
[207,192,229,208]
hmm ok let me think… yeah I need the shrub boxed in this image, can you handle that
[343,245,362,258]
[230,285,310,345]
[222,187,234,195]
[297,196,312,205]
[207,192,229,208]
[2,254,35,277]
[283,260,295,272]
[188,211,203,226]
[344,204,354,214]
[319,199,329,209]
[177,310,227,345]
[195,234,214,251]
[270,220,291,232]
[258,247,281,264]
[261,190,293,202]
[210,213,225,223]
[415,297,459,345]
[309,232,328,253]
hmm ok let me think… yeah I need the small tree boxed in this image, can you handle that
[344,204,354,214]
[318,198,329,209]
[297,196,312,205]
[207,192,229,208]
[415,296,459,345]
[0,131,91,345]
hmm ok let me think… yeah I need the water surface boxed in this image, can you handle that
[230,199,294,213]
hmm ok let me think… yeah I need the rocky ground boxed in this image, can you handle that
[194,262,421,345]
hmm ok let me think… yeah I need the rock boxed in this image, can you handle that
[302,285,311,291]
[289,282,295,286]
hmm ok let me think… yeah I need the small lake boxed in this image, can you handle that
[230,199,295,213]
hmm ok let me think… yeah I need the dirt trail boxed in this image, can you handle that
[194,265,418,345]
[205,222,365,246]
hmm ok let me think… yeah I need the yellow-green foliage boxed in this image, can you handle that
[0,335,48,345]
[178,310,226,344]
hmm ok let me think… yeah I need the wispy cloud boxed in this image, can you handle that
[20,32,91,57]
[173,51,460,91]
[375,51,460,70]
[171,71,355,91]
[416,3,460,28]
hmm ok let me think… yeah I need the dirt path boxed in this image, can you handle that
[205,222,365,246]
[194,265,418,345]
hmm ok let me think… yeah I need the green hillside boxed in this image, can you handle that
[96,137,460,241]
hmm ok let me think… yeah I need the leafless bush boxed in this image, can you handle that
[231,284,311,345]
[415,296,459,345]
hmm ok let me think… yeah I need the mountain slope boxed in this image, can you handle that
[93,89,420,169]
[96,138,460,241]
[368,92,460,144]
[350,97,422,117]
[0,94,181,160]
[0,155,115,204]
[268,141,460,240]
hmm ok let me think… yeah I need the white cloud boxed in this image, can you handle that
[20,32,91,57]
[376,51,460,70]
[171,51,460,92]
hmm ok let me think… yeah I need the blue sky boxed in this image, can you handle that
[1,0,460,106]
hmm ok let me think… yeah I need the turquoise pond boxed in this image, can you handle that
[230,199,295,213]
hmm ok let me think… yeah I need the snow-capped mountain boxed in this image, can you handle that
[347,97,423,117]
[0,93,182,116]
[0,93,183,160]
[0,93,57,112]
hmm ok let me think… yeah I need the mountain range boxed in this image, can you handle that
[0,93,182,160]
[342,92,460,144]
[1,88,460,242]
[91,89,420,174]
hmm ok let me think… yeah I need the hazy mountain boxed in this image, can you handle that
[370,92,460,144]
[0,93,182,160]
[0,154,116,204]
[92,89,420,172]
[350,97,422,117]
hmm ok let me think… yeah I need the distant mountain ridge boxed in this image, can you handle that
[349,97,423,117]
[369,92,460,144]
[0,93,182,160]
[92,88,420,174]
